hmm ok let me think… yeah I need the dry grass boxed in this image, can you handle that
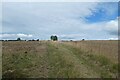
[61,40,119,78]
[63,40,118,63]
[2,40,119,78]
[2,41,49,78]
[47,42,99,78]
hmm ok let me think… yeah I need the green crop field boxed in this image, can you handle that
[2,40,119,78]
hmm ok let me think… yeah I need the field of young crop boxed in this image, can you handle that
[2,40,119,78]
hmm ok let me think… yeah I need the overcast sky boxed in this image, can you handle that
[1,1,119,40]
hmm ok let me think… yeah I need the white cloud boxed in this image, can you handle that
[0,2,2,33]
[16,33,33,38]
[58,33,85,40]
[2,0,119,2]
[2,2,118,40]
[0,33,33,39]
[59,34,84,37]
[105,19,118,32]
[2,2,99,34]
[82,17,118,35]
[108,37,118,40]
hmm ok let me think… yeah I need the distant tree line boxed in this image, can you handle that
[0,38,39,41]
[0,36,86,41]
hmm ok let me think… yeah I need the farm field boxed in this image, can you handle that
[2,40,119,78]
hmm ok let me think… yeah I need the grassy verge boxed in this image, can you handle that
[61,43,118,78]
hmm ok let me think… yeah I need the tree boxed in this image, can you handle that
[17,38,21,41]
[82,39,85,41]
[54,36,58,41]
[32,39,35,41]
[37,39,39,41]
[50,35,54,41]
[50,35,58,41]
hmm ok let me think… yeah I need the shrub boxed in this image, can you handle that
[17,38,21,41]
